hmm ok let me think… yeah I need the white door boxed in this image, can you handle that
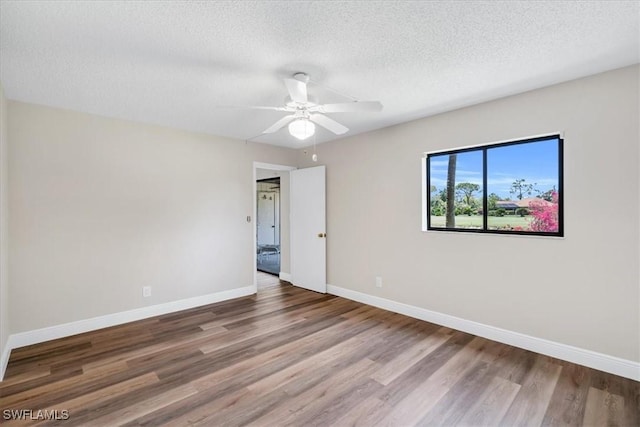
[257,191,276,245]
[290,166,326,293]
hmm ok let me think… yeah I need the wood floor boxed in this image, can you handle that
[1,272,638,426]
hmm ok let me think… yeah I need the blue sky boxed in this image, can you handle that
[429,138,559,200]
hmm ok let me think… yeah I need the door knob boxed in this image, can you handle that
[317,233,327,238]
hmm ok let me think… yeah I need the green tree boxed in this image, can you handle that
[446,154,457,227]
[455,182,480,206]
[488,193,502,210]
[537,185,557,202]
[510,178,536,200]
[455,203,477,216]
[430,199,446,216]
[429,186,445,216]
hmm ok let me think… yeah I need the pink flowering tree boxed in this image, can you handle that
[528,191,559,232]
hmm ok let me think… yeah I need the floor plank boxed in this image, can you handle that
[500,356,563,426]
[582,386,625,427]
[0,272,637,426]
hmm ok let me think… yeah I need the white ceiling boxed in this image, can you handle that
[1,1,638,148]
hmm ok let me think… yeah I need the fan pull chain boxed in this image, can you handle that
[312,132,318,162]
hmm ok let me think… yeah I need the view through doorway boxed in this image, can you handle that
[256,177,280,275]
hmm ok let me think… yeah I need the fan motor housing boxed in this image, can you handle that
[284,95,318,108]
[293,72,310,83]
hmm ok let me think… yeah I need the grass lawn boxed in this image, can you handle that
[430,215,532,229]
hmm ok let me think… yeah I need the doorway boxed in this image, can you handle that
[253,162,296,290]
[256,177,280,275]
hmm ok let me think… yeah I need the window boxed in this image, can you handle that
[425,134,563,236]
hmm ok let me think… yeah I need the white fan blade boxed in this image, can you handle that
[314,101,383,113]
[216,105,289,111]
[284,78,308,104]
[309,114,349,135]
[262,115,296,134]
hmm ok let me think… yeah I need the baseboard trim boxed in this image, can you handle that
[327,285,640,381]
[0,341,10,381]
[279,272,292,282]
[0,285,255,381]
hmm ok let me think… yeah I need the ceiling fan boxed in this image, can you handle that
[225,73,383,140]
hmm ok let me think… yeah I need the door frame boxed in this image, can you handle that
[253,162,296,292]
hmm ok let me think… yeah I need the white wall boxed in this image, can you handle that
[299,65,640,363]
[8,102,297,334]
[0,85,9,376]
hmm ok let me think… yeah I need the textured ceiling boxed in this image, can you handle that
[1,1,638,148]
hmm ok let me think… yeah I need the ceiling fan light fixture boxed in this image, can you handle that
[288,119,315,140]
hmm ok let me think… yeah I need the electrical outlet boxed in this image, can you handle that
[375,276,383,288]
[143,286,151,297]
